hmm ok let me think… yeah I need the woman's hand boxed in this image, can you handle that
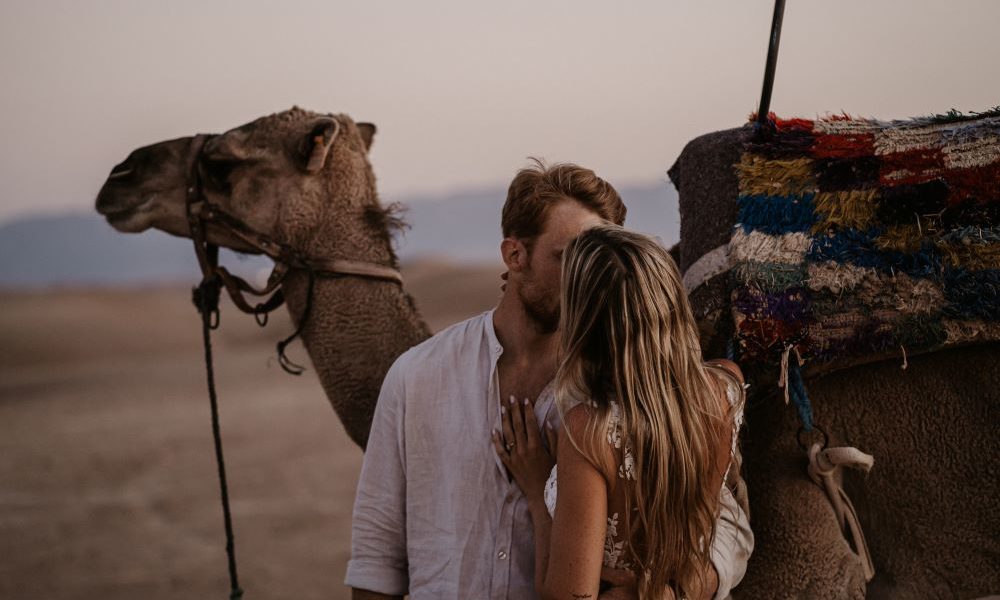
[597,566,637,600]
[597,567,678,600]
[492,396,558,507]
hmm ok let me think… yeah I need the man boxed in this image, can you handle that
[346,161,753,599]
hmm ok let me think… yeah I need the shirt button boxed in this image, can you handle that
[497,550,508,560]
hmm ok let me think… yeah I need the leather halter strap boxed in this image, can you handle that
[184,131,403,320]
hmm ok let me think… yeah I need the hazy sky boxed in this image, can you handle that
[1,0,997,224]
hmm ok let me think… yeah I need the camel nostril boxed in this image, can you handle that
[109,160,134,180]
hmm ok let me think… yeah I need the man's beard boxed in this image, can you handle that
[521,290,560,334]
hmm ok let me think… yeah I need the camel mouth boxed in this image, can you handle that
[99,198,154,232]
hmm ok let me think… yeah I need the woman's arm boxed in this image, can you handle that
[541,406,609,600]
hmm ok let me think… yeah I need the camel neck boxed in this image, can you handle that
[280,269,430,448]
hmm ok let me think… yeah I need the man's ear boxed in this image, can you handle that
[501,237,528,272]
[357,122,376,152]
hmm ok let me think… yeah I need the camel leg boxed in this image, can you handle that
[736,394,868,600]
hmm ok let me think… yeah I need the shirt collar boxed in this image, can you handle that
[484,308,504,361]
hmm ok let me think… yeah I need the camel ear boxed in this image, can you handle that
[302,118,341,173]
[357,122,376,151]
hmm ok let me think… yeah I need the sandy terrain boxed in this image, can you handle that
[0,261,504,600]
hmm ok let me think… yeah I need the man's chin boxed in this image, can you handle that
[517,285,560,334]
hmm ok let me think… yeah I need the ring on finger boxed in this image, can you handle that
[506,441,515,451]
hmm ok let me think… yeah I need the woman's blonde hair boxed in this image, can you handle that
[556,224,734,599]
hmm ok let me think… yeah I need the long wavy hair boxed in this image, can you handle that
[556,224,734,599]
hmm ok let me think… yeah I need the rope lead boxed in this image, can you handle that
[275,269,317,376]
[193,276,244,599]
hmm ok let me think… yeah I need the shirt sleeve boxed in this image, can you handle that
[710,485,754,600]
[345,358,410,595]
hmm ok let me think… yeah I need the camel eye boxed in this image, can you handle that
[203,158,238,192]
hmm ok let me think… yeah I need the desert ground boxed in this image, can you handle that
[0,261,504,600]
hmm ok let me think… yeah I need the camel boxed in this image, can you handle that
[96,107,429,448]
[96,107,998,598]
[669,127,999,599]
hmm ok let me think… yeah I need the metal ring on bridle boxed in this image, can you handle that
[797,424,829,452]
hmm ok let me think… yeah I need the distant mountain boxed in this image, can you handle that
[395,182,679,260]
[0,182,678,288]
[0,213,223,287]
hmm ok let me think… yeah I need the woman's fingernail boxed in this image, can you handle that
[523,398,530,406]
[509,396,515,404]
[501,406,506,415]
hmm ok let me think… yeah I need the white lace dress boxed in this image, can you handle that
[543,370,745,571]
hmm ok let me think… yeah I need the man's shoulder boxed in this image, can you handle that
[390,311,492,375]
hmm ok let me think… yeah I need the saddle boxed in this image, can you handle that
[679,109,1000,381]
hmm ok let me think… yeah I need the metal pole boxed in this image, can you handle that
[757,0,787,127]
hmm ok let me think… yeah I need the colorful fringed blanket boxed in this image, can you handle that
[719,109,1000,380]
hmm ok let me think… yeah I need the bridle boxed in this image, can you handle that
[184,131,403,372]
[182,129,403,599]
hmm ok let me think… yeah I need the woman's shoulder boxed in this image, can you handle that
[561,402,603,446]
[561,398,621,439]
[561,402,620,484]
[706,359,747,404]
[704,358,744,386]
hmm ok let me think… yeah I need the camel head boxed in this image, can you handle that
[95,107,391,262]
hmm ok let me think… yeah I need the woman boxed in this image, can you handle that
[492,224,745,600]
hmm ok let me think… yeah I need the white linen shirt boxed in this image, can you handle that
[345,310,753,599]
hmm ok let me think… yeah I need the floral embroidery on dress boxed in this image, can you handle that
[618,448,635,481]
[543,465,558,517]
[603,512,629,570]
[607,401,623,448]
[608,401,635,481]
